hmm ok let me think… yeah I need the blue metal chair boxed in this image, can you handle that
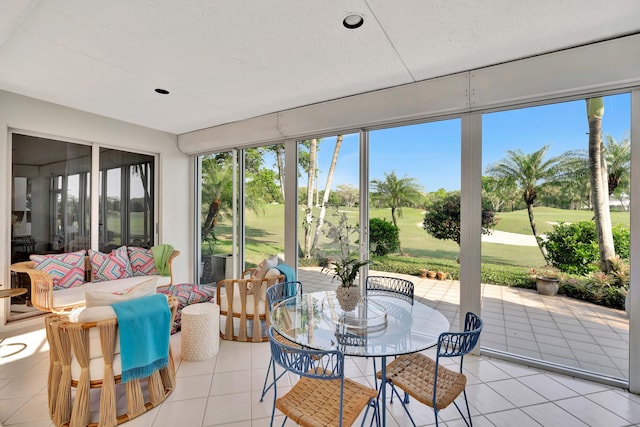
[378,312,483,427]
[366,275,415,390]
[259,281,303,402]
[267,327,380,427]
[366,276,414,304]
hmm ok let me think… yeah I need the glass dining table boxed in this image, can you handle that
[269,290,450,426]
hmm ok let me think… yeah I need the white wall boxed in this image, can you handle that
[0,90,192,332]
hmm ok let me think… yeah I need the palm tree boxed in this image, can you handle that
[302,139,317,258]
[486,146,564,260]
[311,135,343,254]
[586,97,615,272]
[370,171,423,255]
[604,133,630,196]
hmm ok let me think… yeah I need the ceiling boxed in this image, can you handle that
[1,1,639,135]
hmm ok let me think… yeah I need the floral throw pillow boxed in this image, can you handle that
[89,246,134,282]
[30,250,86,290]
[127,246,158,276]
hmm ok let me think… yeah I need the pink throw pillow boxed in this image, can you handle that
[89,246,133,282]
[127,246,158,276]
[30,250,86,290]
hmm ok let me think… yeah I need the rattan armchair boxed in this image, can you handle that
[267,327,380,427]
[44,296,178,427]
[377,312,483,427]
[216,272,284,342]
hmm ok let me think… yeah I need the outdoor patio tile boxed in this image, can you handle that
[531,325,564,337]
[541,354,581,368]
[481,332,507,347]
[562,331,597,344]
[527,318,558,329]
[578,361,624,379]
[537,342,576,359]
[566,339,606,354]
[505,321,533,332]
[505,336,540,352]
[535,333,569,346]
[591,336,629,351]
[555,395,629,427]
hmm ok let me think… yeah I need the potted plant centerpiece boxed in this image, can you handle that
[321,208,369,311]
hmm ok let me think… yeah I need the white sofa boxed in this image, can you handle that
[10,248,179,313]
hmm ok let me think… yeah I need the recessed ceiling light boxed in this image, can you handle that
[154,88,170,95]
[343,13,364,29]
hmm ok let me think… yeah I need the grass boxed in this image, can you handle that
[206,204,629,275]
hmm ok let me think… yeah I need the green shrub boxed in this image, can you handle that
[369,217,400,256]
[542,220,630,275]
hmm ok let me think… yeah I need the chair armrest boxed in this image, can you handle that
[11,261,55,312]
[166,250,180,284]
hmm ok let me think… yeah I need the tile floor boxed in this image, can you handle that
[0,268,636,426]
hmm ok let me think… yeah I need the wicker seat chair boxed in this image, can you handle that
[377,312,483,427]
[259,281,303,402]
[44,296,178,427]
[267,327,380,427]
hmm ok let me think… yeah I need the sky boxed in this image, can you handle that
[298,92,631,193]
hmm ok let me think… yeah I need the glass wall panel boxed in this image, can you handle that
[243,145,285,269]
[198,152,235,285]
[99,148,155,251]
[297,134,360,289]
[369,120,461,320]
[10,134,91,319]
[481,94,630,380]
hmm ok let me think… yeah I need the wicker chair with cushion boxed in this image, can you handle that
[216,266,284,342]
[44,296,178,427]
[267,327,380,427]
[377,312,483,427]
[259,281,303,402]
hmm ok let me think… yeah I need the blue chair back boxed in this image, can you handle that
[366,276,414,304]
[265,281,303,311]
[268,326,345,381]
[436,312,483,360]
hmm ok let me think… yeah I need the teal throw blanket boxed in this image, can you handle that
[111,294,171,383]
[275,263,296,282]
[152,244,174,276]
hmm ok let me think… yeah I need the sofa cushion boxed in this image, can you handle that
[89,246,134,282]
[128,246,158,276]
[157,283,216,333]
[251,255,279,279]
[85,277,158,307]
[30,250,86,290]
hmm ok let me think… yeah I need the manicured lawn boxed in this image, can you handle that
[208,204,629,271]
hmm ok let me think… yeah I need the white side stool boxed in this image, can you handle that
[181,303,220,361]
